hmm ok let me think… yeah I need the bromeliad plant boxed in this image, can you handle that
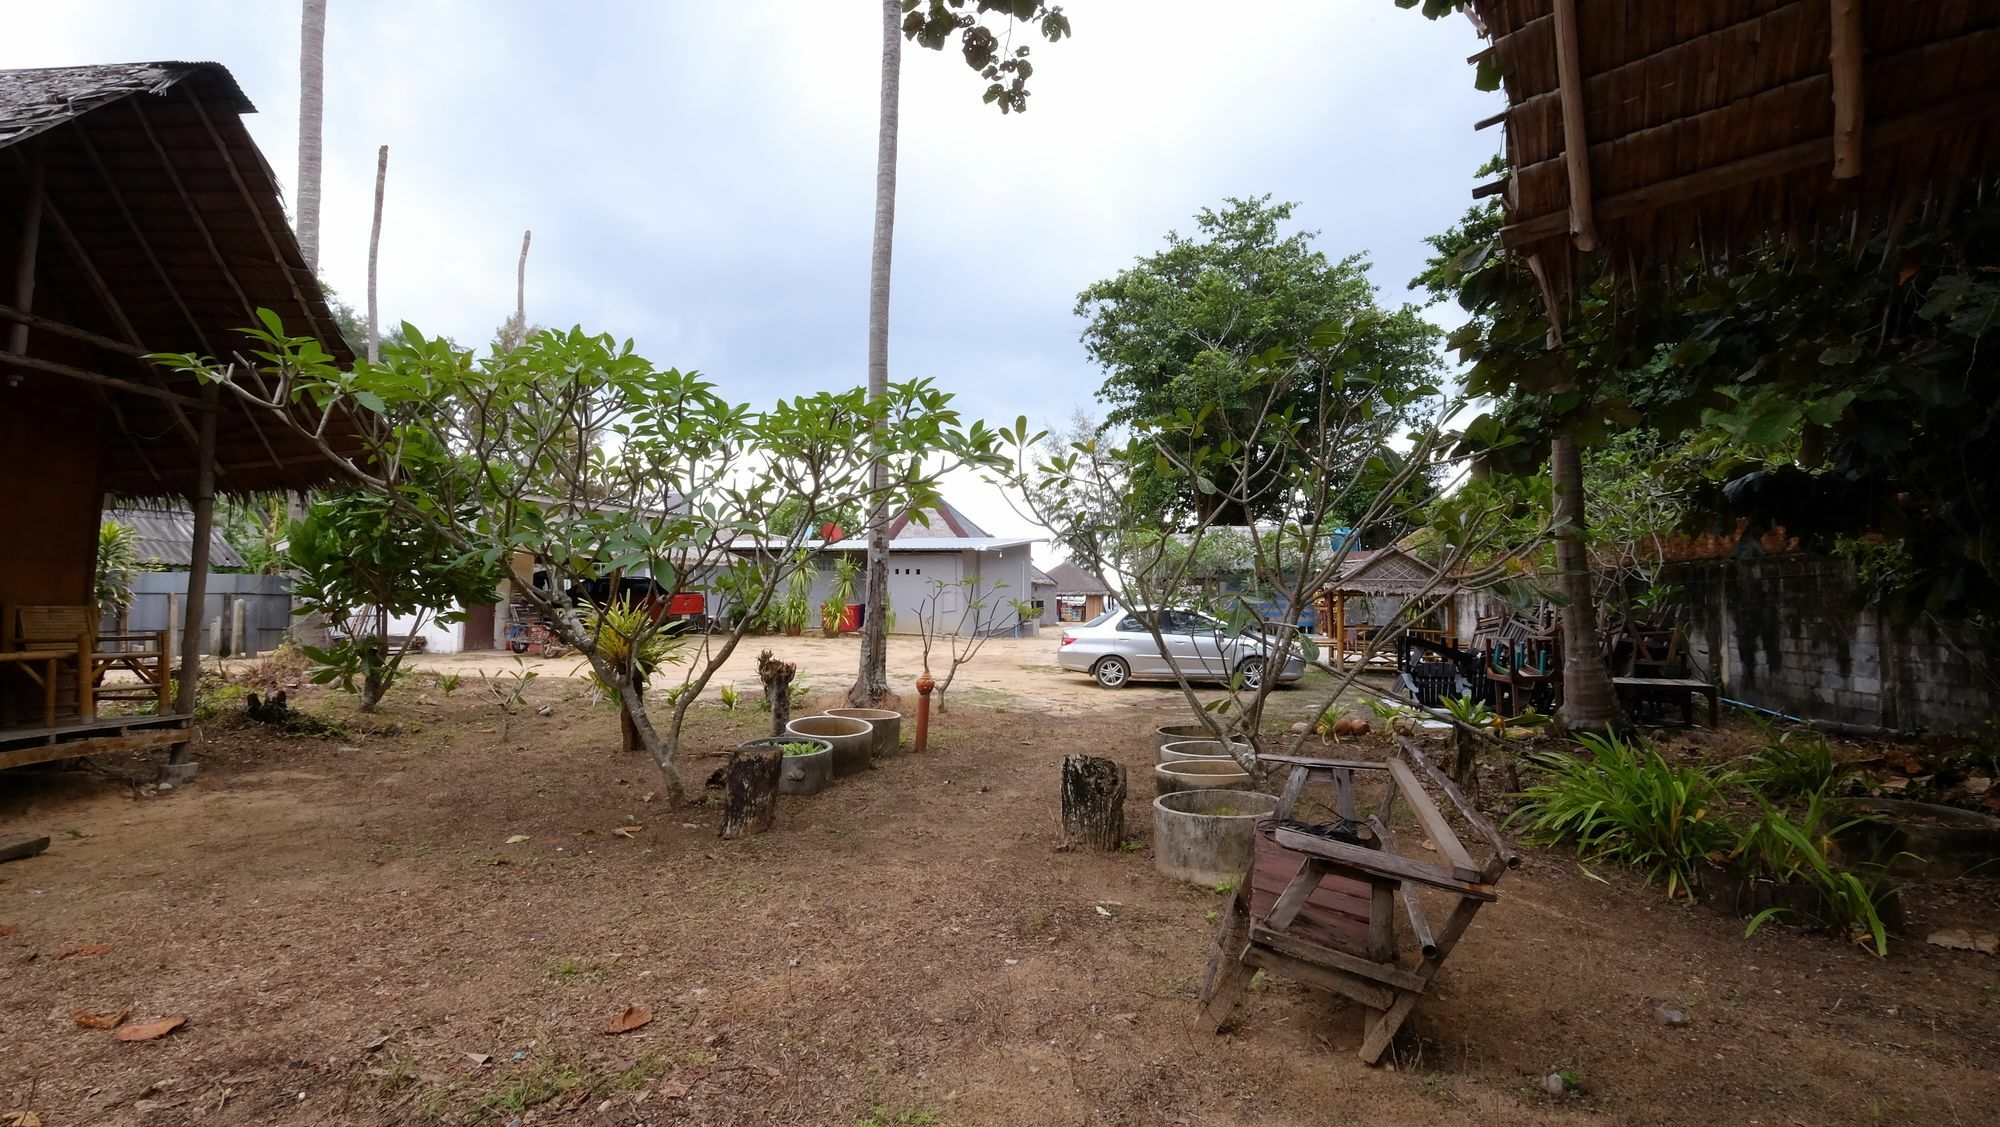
[161,316,1004,802]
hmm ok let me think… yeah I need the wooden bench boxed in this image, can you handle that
[5,604,171,721]
[1196,738,1516,1064]
[1612,675,1719,728]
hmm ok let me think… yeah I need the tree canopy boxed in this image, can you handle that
[1077,195,1445,526]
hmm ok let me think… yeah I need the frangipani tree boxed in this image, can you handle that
[162,316,1003,802]
[1003,319,1543,776]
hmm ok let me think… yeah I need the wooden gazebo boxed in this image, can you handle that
[1458,0,2000,301]
[0,61,364,771]
[1316,547,1464,667]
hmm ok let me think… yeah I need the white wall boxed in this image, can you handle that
[386,607,467,654]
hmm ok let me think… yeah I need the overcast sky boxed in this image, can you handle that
[7,2,1497,561]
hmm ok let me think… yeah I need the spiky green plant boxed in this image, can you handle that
[96,519,141,613]
[1734,791,1898,956]
[719,684,741,711]
[1510,732,1736,900]
[577,596,681,696]
[1743,730,1848,798]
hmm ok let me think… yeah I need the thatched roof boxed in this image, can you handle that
[1464,1,2000,297]
[0,61,364,495]
[1327,546,1462,598]
[1045,560,1109,596]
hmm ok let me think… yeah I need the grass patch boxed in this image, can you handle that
[546,956,602,984]
[475,1059,592,1114]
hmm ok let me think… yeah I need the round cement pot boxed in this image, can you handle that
[1160,739,1252,764]
[740,737,832,797]
[786,715,874,777]
[1155,723,1213,750]
[825,707,902,760]
[1154,758,1253,797]
[1152,790,1281,887]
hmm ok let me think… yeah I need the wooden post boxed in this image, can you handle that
[9,148,43,356]
[717,744,782,839]
[1829,0,1864,179]
[1333,593,1346,668]
[1059,754,1127,851]
[164,593,181,672]
[366,143,387,362]
[176,383,220,729]
[230,597,247,657]
[1551,0,1599,251]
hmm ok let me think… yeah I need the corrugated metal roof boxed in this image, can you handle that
[104,507,246,569]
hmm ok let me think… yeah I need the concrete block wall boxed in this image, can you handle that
[1663,555,1995,733]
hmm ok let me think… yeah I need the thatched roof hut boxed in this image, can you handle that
[1458,1,2000,297]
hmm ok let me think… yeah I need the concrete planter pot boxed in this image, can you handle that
[825,707,902,761]
[740,737,833,796]
[1154,758,1253,797]
[785,715,874,777]
[1159,739,1252,764]
[1152,791,1281,886]
[1154,723,1213,750]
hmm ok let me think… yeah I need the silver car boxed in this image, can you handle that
[1056,608,1309,690]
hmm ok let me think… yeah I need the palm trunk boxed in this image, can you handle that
[851,0,901,707]
[1551,430,1621,732]
[296,0,326,272]
[366,144,386,363]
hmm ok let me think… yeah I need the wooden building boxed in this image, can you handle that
[1458,1,2000,301]
[1,61,363,771]
[1314,547,1465,668]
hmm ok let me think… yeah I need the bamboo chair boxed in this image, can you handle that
[1196,737,1517,1064]
[6,604,171,720]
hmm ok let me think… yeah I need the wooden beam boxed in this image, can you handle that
[9,147,43,356]
[13,181,206,447]
[1829,0,1864,179]
[126,98,257,320]
[1385,758,1484,882]
[181,88,336,347]
[1501,90,2000,247]
[1273,826,1498,900]
[0,349,208,409]
[1240,945,1397,1012]
[1397,736,1519,877]
[175,382,220,726]
[1251,924,1430,995]
[1473,108,1507,132]
[1550,0,1598,251]
[1471,177,1509,200]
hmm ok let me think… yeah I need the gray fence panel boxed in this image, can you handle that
[111,571,295,657]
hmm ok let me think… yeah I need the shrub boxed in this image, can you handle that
[719,684,740,711]
[577,596,682,698]
[1734,791,1898,956]
[1510,732,1735,900]
[1743,730,1848,798]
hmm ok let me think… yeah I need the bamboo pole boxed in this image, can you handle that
[175,382,220,737]
[1551,0,1599,251]
[1829,0,1864,179]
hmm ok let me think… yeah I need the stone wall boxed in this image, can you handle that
[1663,555,1996,733]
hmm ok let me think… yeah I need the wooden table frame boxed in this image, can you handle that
[0,645,79,727]
[1196,737,1517,1064]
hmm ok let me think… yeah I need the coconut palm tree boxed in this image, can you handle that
[296,0,326,271]
[849,0,1071,706]
[849,0,903,707]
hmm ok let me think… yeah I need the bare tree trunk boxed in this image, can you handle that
[718,745,782,839]
[760,649,796,736]
[366,144,386,363]
[851,0,901,708]
[1551,430,1622,732]
[1060,755,1127,851]
[296,0,327,273]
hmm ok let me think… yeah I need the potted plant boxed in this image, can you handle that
[780,554,814,636]
[822,555,858,638]
[1009,597,1040,638]
[739,735,833,796]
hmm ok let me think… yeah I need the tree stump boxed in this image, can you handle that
[1060,754,1128,851]
[718,745,783,839]
[757,649,796,737]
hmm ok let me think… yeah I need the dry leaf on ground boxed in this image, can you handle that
[604,1004,653,1034]
[611,825,640,838]
[0,923,19,937]
[4,1111,45,1127]
[72,1010,127,1029]
[504,835,530,844]
[114,1016,186,1042]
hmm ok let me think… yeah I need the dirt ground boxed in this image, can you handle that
[3,648,1998,1126]
[404,635,1242,719]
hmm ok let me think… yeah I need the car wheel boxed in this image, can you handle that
[1236,657,1268,691]
[1094,656,1131,689]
